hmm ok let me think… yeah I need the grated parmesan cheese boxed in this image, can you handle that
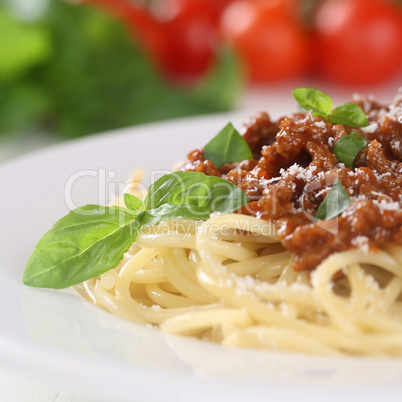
[351,236,369,255]
[361,122,379,134]
[374,199,401,211]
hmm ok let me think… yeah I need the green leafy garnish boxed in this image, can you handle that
[23,172,249,289]
[292,88,369,127]
[123,193,144,213]
[203,123,253,168]
[328,103,369,127]
[315,180,350,221]
[292,88,333,118]
[23,205,140,289]
[333,132,368,168]
[143,171,249,226]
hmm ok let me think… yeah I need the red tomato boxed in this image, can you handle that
[220,0,311,83]
[314,0,402,86]
[153,0,233,78]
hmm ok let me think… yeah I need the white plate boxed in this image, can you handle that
[1,111,402,402]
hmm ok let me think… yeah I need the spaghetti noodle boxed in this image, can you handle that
[75,213,402,355]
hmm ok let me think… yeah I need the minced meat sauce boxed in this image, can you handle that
[181,90,402,271]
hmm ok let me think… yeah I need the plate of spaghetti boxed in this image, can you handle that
[1,88,402,401]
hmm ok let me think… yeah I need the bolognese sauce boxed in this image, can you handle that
[182,91,402,271]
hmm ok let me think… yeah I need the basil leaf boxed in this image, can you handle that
[329,103,369,127]
[141,205,212,228]
[203,123,252,168]
[315,180,350,221]
[124,193,144,213]
[333,132,368,168]
[292,88,333,118]
[143,171,249,225]
[23,205,139,289]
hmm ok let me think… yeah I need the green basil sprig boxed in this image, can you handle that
[333,132,368,168]
[23,205,140,289]
[24,171,249,289]
[292,88,369,127]
[142,171,248,227]
[315,179,350,221]
[123,193,144,212]
[293,87,333,118]
[203,122,253,168]
[328,103,369,127]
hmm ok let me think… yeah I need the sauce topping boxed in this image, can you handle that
[182,91,402,271]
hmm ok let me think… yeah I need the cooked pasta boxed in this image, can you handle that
[75,213,402,356]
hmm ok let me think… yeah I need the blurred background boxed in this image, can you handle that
[1,0,402,162]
